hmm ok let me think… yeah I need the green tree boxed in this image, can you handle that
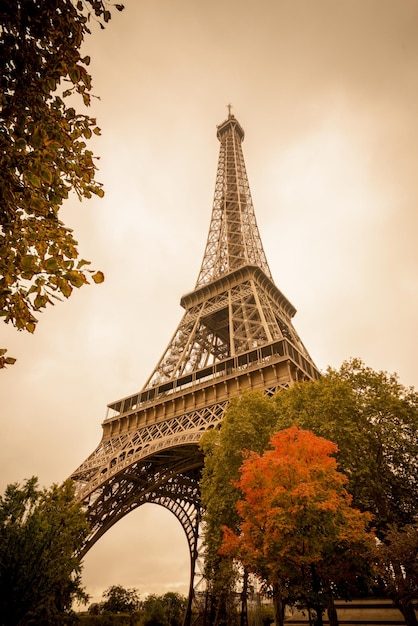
[0,0,124,366]
[272,359,418,618]
[200,391,278,625]
[102,585,141,615]
[273,359,418,537]
[0,477,90,625]
[139,594,166,626]
[220,427,375,626]
[200,360,417,623]
[137,592,186,626]
[160,592,187,626]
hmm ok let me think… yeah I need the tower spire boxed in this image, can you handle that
[196,112,272,288]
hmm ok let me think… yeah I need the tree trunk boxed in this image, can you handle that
[398,601,418,626]
[326,596,339,626]
[310,564,324,626]
[312,607,324,626]
[272,583,285,626]
[240,569,249,626]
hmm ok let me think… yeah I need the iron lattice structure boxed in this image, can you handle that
[70,112,320,625]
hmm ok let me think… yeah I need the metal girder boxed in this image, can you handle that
[196,115,272,287]
[70,112,321,626]
[144,266,314,390]
[72,401,228,499]
[78,444,203,558]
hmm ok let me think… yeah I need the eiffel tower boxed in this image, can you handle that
[70,110,320,623]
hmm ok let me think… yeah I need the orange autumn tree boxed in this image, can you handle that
[220,426,375,626]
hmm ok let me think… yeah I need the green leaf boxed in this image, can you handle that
[15,137,27,150]
[66,271,86,288]
[92,271,104,284]
[31,128,45,148]
[40,167,53,184]
[21,255,38,272]
[81,71,91,89]
[76,259,91,269]
[44,258,59,271]
[31,197,46,215]
[0,351,17,367]
[34,294,48,309]
[59,279,72,298]
[25,171,42,188]
[45,139,61,151]
[69,68,80,84]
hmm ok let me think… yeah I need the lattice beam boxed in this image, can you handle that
[70,112,321,626]
[196,114,272,286]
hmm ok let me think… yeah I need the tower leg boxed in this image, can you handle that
[184,548,197,625]
[183,510,202,626]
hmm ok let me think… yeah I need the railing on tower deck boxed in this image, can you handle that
[104,339,320,421]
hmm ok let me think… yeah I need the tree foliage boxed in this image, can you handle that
[273,358,418,536]
[0,477,90,625]
[0,0,124,365]
[271,359,418,619]
[159,592,187,626]
[374,525,418,626]
[85,590,186,626]
[102,585,141,615]
[139,592,187,626]
[200,391,278,624]
[139,595,166,626]
[199,360,418,623]
[220,427,375,626]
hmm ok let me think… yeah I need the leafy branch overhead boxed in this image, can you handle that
[0,0,124,365]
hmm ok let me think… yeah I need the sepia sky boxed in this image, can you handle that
[1,0,418,606]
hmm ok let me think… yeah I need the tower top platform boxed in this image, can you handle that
[216,113,245,141]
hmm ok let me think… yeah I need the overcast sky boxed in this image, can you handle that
[1,0,418,607]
